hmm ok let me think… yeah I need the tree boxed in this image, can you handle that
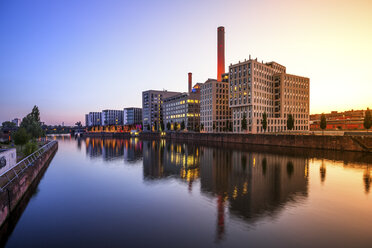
[241,113,247,131]
[225,120,229,132]
[20,106,45,139]
[147,124,150,131]
[320,113,327,135]
[364,108,372,132]
[181,121,185,130]
[24,141,38,156]
[75,121,82,128]
[287,114,294,131]
[166,122,171,131]
[160,121,165,131]
[212,122,215,131]
[154,122,158,131]
[174,122,178,131]
[14,128,30,151]
[261,112,267,132]
[229,122,232,132]
[1,121,16,129]
[201,123,204,131]
[31,105,40,122]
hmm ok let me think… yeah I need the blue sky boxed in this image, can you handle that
[1,0,371,125]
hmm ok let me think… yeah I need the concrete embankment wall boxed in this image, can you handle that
[85,131,372,152]
[165,133,372,153]
[0,142,58,228]
[84,132,131,138]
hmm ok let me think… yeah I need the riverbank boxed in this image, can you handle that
[83,131,372,153]
[0,141,58,228]
[165,132,372,152]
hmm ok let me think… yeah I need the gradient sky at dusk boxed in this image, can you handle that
[1,0,371,125]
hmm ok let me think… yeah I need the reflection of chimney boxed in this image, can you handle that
[216,194,225,241]
[217,26,225,82]
[188,72,192,93]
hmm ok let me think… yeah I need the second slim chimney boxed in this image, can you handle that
[188,72,192,93]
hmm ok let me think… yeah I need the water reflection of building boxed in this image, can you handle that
[143,141,200,189]
[227,151,308,221]
[142,141,309,241]
[85,138,104,158]
[199,148,309,240]
[123,138,143,163]
[85,138,142,162]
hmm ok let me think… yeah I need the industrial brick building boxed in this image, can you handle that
[310,109,369,130]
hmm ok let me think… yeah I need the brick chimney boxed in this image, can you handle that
[188,72,192,93]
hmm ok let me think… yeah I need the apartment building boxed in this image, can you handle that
[163,90,200,131]
[85,112,102,127]
[229,58,309,133]
[101,110,123,126]
[124,107,142,125]
[11,118,21,127]
[200,79,231,132]
[142,90,180,131]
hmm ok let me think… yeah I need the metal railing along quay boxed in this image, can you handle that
[0,140,57,192]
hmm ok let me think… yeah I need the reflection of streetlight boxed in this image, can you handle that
[320,159,326,184]
[363,166,371,194]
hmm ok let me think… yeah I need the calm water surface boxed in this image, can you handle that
[2,136,372,247]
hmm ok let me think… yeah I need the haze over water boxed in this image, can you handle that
[2,137,372,247]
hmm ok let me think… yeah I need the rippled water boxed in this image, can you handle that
[2,136,372,247]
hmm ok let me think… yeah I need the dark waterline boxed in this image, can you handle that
[2,136,372,247]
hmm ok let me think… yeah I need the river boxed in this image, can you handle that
[2,136,372,247]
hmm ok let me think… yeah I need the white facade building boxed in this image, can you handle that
[124,108,142,125]
[101,110,123,126]
[142,90,180,131]
[86,112,102,127]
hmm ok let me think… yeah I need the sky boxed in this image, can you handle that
[0,0,371,125]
